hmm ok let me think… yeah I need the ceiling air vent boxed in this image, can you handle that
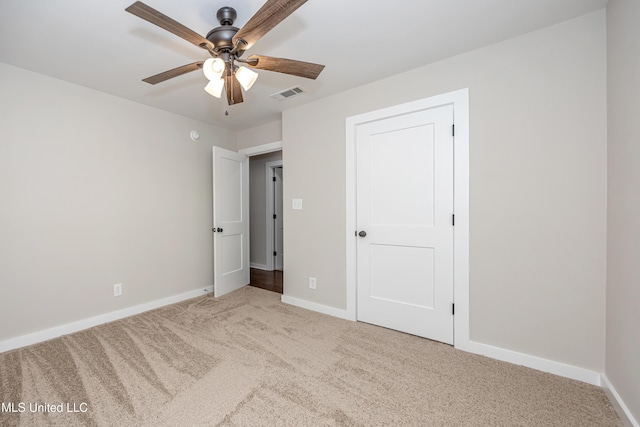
[271,86,306,101]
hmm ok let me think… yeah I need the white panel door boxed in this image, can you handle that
[212,147,249,297]
[356,104,454,344]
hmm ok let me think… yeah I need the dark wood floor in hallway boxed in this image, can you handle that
[250,268,283,294]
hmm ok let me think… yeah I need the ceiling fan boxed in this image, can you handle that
[125,0,325,106]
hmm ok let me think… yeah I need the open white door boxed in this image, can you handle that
[212,147,249,297]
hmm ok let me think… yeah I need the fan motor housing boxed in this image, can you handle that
[206,7,240,53]
[206,25,239,51]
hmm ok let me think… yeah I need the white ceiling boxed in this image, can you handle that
[0,0,608,130]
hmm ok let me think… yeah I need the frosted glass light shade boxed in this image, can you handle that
[204,78,225,98]
[203,58,225,81]
[235,66,258,91]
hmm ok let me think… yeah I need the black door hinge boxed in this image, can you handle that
[273,177,276,182]
[452,214,455,226]
[452,303,455,315]
[452,124,455,137]
[273,214,277,219]
[273,251,277,256]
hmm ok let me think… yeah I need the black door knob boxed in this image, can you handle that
[358,231,367,237]
[217,228,223,233]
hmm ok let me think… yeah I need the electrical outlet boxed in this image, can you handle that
[309,277,317,290]
[113,283,122,297]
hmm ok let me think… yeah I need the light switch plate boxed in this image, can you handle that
[292,199,303,210]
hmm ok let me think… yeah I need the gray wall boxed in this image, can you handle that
[0,62,236,341]
[237,121,282,151]
[606,0,640,421]
[249,151,283,269]
[282,11,607,371]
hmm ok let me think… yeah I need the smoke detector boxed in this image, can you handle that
[270,86,306,101]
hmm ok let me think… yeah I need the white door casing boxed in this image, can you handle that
[274,167,284,270]
[346,88,470,349]
[356,104,454,344]
[265,159,283,271]
[212,147,250,297]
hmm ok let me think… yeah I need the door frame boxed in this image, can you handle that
[345,88,470,350]
[265,160,283,271]
[238,141,283,272]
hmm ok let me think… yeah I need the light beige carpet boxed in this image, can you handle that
[0,286,621,426]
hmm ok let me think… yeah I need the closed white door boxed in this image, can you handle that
[212,147,249,297]
[274,167,284,270]
[356,104,454,344]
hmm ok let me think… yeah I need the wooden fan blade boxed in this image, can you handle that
[225,74,244,105]
[247,55,324,79]
[142,62,204,85]
[233,0,308,49]
[126,1,211,50]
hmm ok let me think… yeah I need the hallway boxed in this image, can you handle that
[249,268,283,294]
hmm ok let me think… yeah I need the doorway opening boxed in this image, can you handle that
[247,150,284,294]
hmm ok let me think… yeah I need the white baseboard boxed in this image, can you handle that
[279,295,604,387]
[0,286,213,354]
[602,375,639,427]
[7,286,630,422]
[466,340,602,385]
[281,294,355,321]
[250,263,269,270]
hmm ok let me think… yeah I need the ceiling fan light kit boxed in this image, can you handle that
[202,57,225,81]
[235,66,259,91]
[125,0,325,107]
[204,78,225,98]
